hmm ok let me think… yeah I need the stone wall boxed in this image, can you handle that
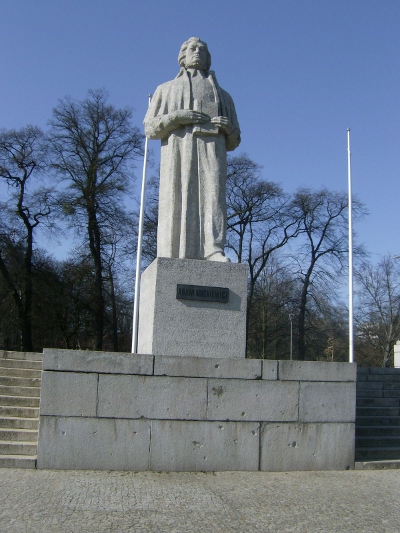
[37,349,356,471]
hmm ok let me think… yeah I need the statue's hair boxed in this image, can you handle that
[178,37,211,72]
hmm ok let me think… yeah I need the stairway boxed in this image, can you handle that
[356,367,400,463]
[0,350,43,468]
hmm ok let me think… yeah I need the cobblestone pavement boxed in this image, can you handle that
[1,469,399,532]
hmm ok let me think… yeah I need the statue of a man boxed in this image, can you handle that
[144,37,241,262]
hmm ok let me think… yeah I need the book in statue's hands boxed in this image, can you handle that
[192,99,219,135]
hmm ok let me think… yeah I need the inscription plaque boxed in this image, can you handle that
[176,284,229,303]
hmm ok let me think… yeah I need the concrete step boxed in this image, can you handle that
[356,406,400,416]
[358,367,400,376]
[0,359,42,371]
[356,390,383,398]
[357,382,383,390]
[0,385,41,398]
[0,428,38,442]
[355,447,400,461]
[0,395,40,408]
[0,367,42,379]
[0,441,37,456]
[0,417,39,429]
[381,390,400,398]
[355,459,400,470]
[356,436,400,448]
[382,382,400,390]
[0,353,43,469]
[358,374,400,382]
[0,376,41,388]
[357,382,400,391]
[0,406,39,418]
[0,351,43,361]
[356,426,400,437]
[0,455,36,469]
[356,416,400,427]
[0,367,42,378]
[357,398,400,407]
[356,389,400,398]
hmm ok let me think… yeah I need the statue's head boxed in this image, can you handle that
[178,37,211,72]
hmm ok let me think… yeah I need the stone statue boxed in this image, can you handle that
[144,37,241,262]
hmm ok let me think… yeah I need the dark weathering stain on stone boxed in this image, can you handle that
[212,386,225,398]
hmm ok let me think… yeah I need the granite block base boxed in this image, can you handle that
[37,350,357,472]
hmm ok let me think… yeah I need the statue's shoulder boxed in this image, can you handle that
[154,78,175,93]
[219,86,234,103]
[158,71,188,89]
[208,72,234,104]
[153,76,186,98]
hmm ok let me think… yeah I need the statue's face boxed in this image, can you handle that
[185,40,208,70]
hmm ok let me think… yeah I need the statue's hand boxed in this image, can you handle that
[171,110,210,126]
[211,116,234,136]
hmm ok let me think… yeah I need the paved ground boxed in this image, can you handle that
[1,468,399,532]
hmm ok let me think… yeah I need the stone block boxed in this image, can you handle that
[150,420,260,471]
[260,422,355,471]
[137,258,248,358]
[43,349,153,375]
[98,374,207,420]
[299,382,356,422]
[39,371,97,417]
[278,360,357,382]
[207,379,299,421]
[154,355,262,379]
[262,360,278,380]
[37,416,150,470]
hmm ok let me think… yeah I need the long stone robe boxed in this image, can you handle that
[144,69,241,260]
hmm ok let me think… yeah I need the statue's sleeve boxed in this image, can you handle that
[144,84,176,140]
[226,108,241,151]
[220,89,241,152]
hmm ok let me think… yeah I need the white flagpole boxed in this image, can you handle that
[347,128,354,363]
[131,95,152,354]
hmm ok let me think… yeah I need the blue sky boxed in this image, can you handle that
[1,0,399,262]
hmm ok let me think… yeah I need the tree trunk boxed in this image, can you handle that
[23,226,34,351]
[108,265,119,352]
[0,252,33,351]
[87,206,104,351]
[297,269,313,361]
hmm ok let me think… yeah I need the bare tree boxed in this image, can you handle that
[226,154,301,342]
[100,212,137,352]
[355,255,400,367]
[0,126,52,350]
[137,174,159,267]
[247,255,297,359]
[291,188,365,360]
[49,89,143,350]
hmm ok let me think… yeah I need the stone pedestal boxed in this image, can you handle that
[137,258,248,358]
[394,340,400,368]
